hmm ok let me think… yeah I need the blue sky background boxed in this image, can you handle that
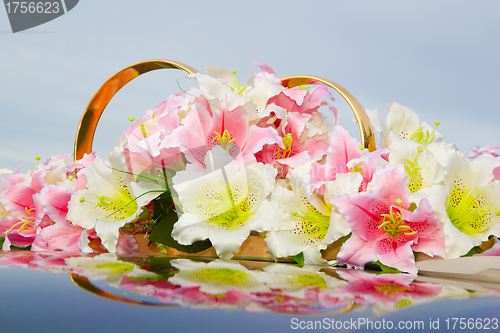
[1,0,499,172]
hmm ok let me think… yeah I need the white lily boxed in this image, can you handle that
[368,102,447,150]
[388,133,445,192]
[171,146,284,260]
[169,259,271,294]
[184,67,283,116]
[65,253,156,284]
[266,162,361,265]
[66,141,163,252]
[262,263,348,299]
[439,151,500,258]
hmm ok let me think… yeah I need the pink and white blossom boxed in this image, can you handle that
[331,166,445,274]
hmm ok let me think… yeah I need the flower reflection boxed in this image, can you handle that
[1,252,498,316]
[334,269,442,306]
[169,259,271,295]
[65,253,157,283]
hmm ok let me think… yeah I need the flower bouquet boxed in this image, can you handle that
[1,60,500,275]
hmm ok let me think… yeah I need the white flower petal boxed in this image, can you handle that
[443,218,479,258]
[209,222,252,260]
[171,213,211,245]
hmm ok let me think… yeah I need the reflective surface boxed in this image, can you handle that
[1,252,500,332]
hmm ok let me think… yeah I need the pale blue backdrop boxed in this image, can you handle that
[1,0,499,171]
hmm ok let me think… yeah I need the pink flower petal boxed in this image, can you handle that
[1,183,36,218]
[39,185,72,224]
[375,235,417,274]
[251,62,277,76]
[331,193,386,241]
[336,233,378,268]
[405,198,445,257]
[369,165,411,207]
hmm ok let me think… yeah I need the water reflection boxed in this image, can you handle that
[1,251,498,316]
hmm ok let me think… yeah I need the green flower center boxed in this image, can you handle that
[80,183,138,222]
[291,206,330,245]
[208,208,249,230]
[94,262,135,274]
[447,188,499,235]
[291,273,327,288]
[192,268,254,286]
[97,192,138,221]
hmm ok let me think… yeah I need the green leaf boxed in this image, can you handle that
[148,209,212,254]
[152,192,174,220]
[134,172,169,190]
[10,245,32,250]
[462,245,483,257]
[0,237,32,251]
[342,233,351,244]
[369,261,402,273]
[142,257,179,278]
[407,202,418,212]
[137,205,151,220]
[292,252,305,267]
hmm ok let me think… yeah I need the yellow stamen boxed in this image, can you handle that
[409,120,440,145]
[25,207,35,216]
[379,203,416,237]
[447,189,495,235]
[277,133,293,159]
[229,70,249,96]
[402,148,424,193]
[290,208,330,239]
[34,155,41,171]
[212,129,236,152]
[376,283,411,295]
[4,220,35,235]
[359,145,365,156]
[128,116,153,137]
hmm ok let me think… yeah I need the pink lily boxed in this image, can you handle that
[331,165,445,274]
[161,98,281,168]
[31,185,84,252]
[267,85,339,120]
[311,126,363,194]
[256,111,330,177]
[0,182,38,249]
[0,169,26,196]
[124,94,187,175]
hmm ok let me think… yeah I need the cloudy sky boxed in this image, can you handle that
[1,0,499,172]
